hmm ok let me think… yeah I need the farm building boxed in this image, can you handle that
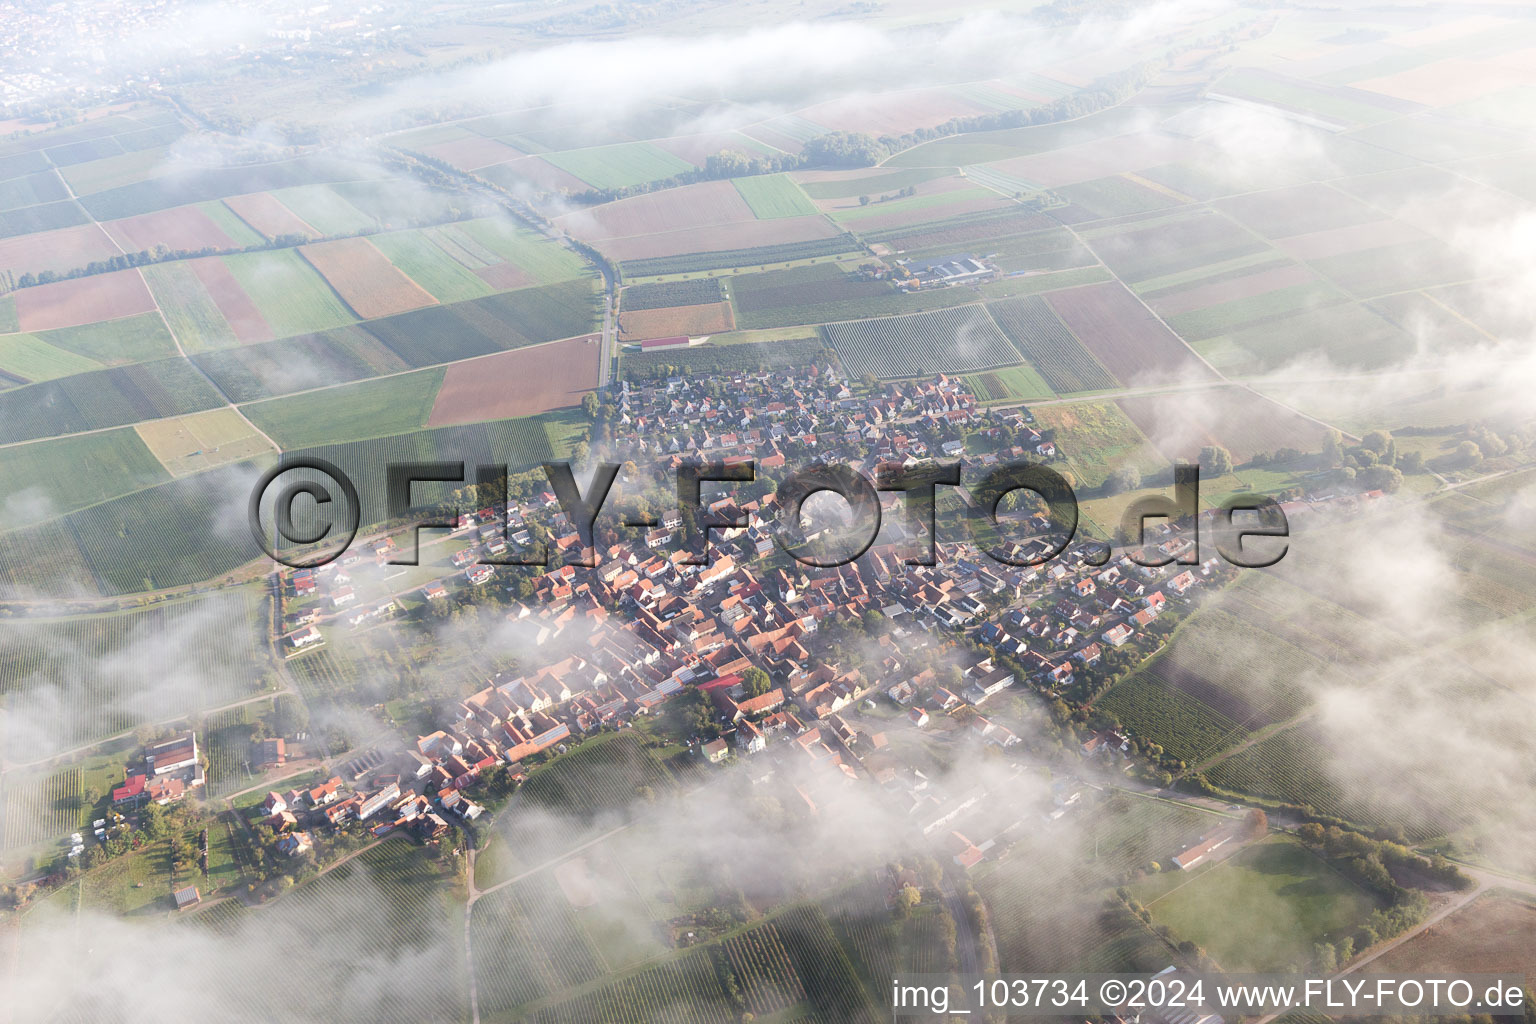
[172,885,201,910]
[901,254,997,288]
[145,731,198,775]
[1173,831,1233,870]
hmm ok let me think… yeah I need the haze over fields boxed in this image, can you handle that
[1,1,1535,1021]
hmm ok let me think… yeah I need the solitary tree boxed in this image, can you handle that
[1199,445,1234,477]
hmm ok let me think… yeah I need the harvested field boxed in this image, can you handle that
[1276,218,1426,261]
[1115,386,1329,464]
[14,269,156,332]
[1368,896,1536,976]
[136,407,277,476]
[189,256,271,343]
[0,222,120,278]
[618,302,733,341]
[299,237,437,319]
[1046,281,1214,384]
[559,180,755,241]
[598,216,844,263]
[1146,264,1318,317]
[423,135,524,170]
[222,192,316,240]
[427,335,600,426]
[103,205,237,253]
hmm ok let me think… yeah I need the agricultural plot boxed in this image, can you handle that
[1115,387,1329,464]
[35,311,178,366]
[1084,210,1271,287]
[242,366,445,449]
[1137,838,1381,971]
[988,294,1116,393]
[192,324,409,402]
[222,191,317,240]
[0,332,104,383]
[864,206,1056,253]
[0,768,82,851]
[543,142,696,190]
[730,261,974,329]
[299,237,437,319]
[0,592,267,761]
[1053,175,1183,220]
[1195,302,1413,374]
[186,255,272,343]
[1148,266,1338,332]
[1097,672,1249,764]
[0,427,169,526]
[366,229,493,303]
[472,874,606,1014]
[796,166,952,201]
[12,268,157,332]
[76,154,374,221]
[0,222,121,279]
[142,261,238,351]
[454,218,592,285]
[979,265,1112,300]
[824,305,1018,379]
[55,146,170,195]
[885,106,1150,167]
[1030,400,1162,492]
[1371,895,1536,976]
[103,204,241,254]
[0,170,68,211]
[733,173,818,219]
[520,946,736,1024]
[1144,608,1320,729]
[617,302,733,341]
[270,184,377,236]
[427,335,599,426]
[620,336,830,381]
[359,278,597,369]
[620,278,723,311]
[135,407,277,476]
[1213,183,1384,240]
[830,186,1009,228]
[221,249,356,339]
[0,356,225,445]
[1307,237,1475,298]
[964,364,1053,403]
[0,200,90,239]
[617,233,861,278]
[1045,282,1215,385]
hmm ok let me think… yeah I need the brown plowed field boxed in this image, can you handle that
[424,135,525,170]
[14,268,157,331]
[223,192,317,240]
[617,301,734,341]
[299,237,437,319]
[595,216,843,262]
[104,206,236,253]
[1046,281,1215,384]
[190,256,272,343]
[427,335,600,426]
[559,180,755,241]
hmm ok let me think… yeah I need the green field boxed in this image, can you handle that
[620,278,722,312]
[56,146,171,195]
[241,366,445,448]
[543,143,696,190]
[142,262,239,351]
[0,428,169,527]
[0,332,104,382]
[271,184,377,235]
[193,324,409,402]
[361,278,599,366]
[825,304,1018,378]
[1138,838,1381,970]
[0,356,226,445]
[38,312,179,365]
[368,229,494,303]
[222,249,356,339]
[733,173,819,218]
[831,186,1001,224]
[1031,400,1162,491]
[988,293,1116,392]
[454,219,591,283]
[198,199,266,247]
[964,363,1052,403]
[798,166,951,200]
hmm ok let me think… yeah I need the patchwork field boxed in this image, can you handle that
[103,205,238,253]
[12,269,157,332]
[299,236,437,319]
[192,325,410,402]
[733,173,818,219]
[542,142,696,190]
[142,261,238,351]
[0,356,225,445]
[619,233,861,278]
[135,407,278,476]
[188,256,273,342]
[730,260,974,329]
[0,331,104,383]
[824,304,1017,379]
[428,335,600,426]
[221,249,355,339]
[222,191,317,240]
[988,293,1116,393]
[367,229,495,303]
[0,427,169,527]
[0,222,121,278]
